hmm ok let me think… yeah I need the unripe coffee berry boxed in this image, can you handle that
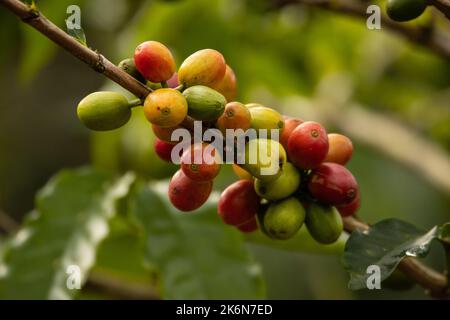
[263,197,306,240]
[386,0,427,22]
[308,162,358,206]
[249,107,285,140]
[216,102,251,133]
[169,170,213,212]
[77,91,131,131]
[280,117,303,151]
[305,202,343,244]
[254,162,300,201]
[134,41,176,83]
[287,121,329,169]
[144,88,188,127]
[183,85,226,121]
[215,65,237,102]
[178,49,226,89]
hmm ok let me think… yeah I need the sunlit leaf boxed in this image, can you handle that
[129,181,266,299]
[0,168,135,299]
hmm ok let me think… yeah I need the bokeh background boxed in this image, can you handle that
[0,0,449,299]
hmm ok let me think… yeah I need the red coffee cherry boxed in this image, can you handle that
[154,138,175,162]
[218,180,260,226]
[337,193,360,217]
[167,72,180,88]
[168,170,213,212]
[325,133,353,165]
[134,41,176,83]
[152,124,183,144]
[308,162,358,206]
[180,143,221,182]
[287,121,329,169]
[237,217,258,233]
[280,117,304,150]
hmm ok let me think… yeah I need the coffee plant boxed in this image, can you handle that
[0,0,449,300]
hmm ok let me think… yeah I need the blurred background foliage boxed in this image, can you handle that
[0,0,449,299]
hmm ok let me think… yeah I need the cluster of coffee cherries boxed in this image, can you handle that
[76,40,360,244]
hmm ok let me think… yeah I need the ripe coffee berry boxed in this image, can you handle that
[180,143,221,182]
[288,121,329,169]
[237,217,258,233]
[134,41,176,83]
[337,193,360,217]
[325,133,353,165]
[308,162,358,206]
[143,88,188,127]
[218,180,260,226]
[178,49,226,88]
[152,124,183,144]
[169,170,213,212]
[154,138,175,162]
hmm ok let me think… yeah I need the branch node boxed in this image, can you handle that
[22,8,39,23]
[94,52,106,73]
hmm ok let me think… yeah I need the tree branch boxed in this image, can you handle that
[1,0,448,299]
[429,0,450,19]
[274,0,450,61]
[343,216,449,298]
[0,0,152,100]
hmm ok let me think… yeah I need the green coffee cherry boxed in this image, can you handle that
[250,106,285,139]
[263,197,306,240]
[182,85,226,121]
[118,58,146,83]
[254,162,300,200]
[77,91,132,131]
[305,203,343,244]
[242,138,287,182]
[386,0,427,22]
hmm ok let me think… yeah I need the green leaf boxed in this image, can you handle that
[129,182,266,299]
[67,26,87,47]
[0,168,135,299]
[342,218,440,290]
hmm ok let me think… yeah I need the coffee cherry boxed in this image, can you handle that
[167,72,180,89]
[287,121,328,169]
[77,91,131,131]
[308,162,358,206]
[154,138,175,162]
[178,49,226,88]
[386,0,427,22]
[216,102,251,133]
[169,169,213,212]
[237,217,258,233]
[263,197,306,240]
[152,124,183,144]
[218,180,260,226]
[246,103,264,109]
[134,41,176,83]
[254,162,300,200]
[325,133,353,165]
[242,138,287,182]
[118,58,146,83]
[280,117,303,151]
[215,65,237,102]
[180,143,221,182]
[305,202,343,244]
[143,88,188,127]
[182,85,226,121]
[249,107,285,139]
[337,193,360,217]
[232,164,253,180]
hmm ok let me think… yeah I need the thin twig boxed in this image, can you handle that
[84,272,160,300]
[0,209,20,233]
[274,0,450,61]
[429,0,450,19]
[343,216,449,298]
[0,0,152,100]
